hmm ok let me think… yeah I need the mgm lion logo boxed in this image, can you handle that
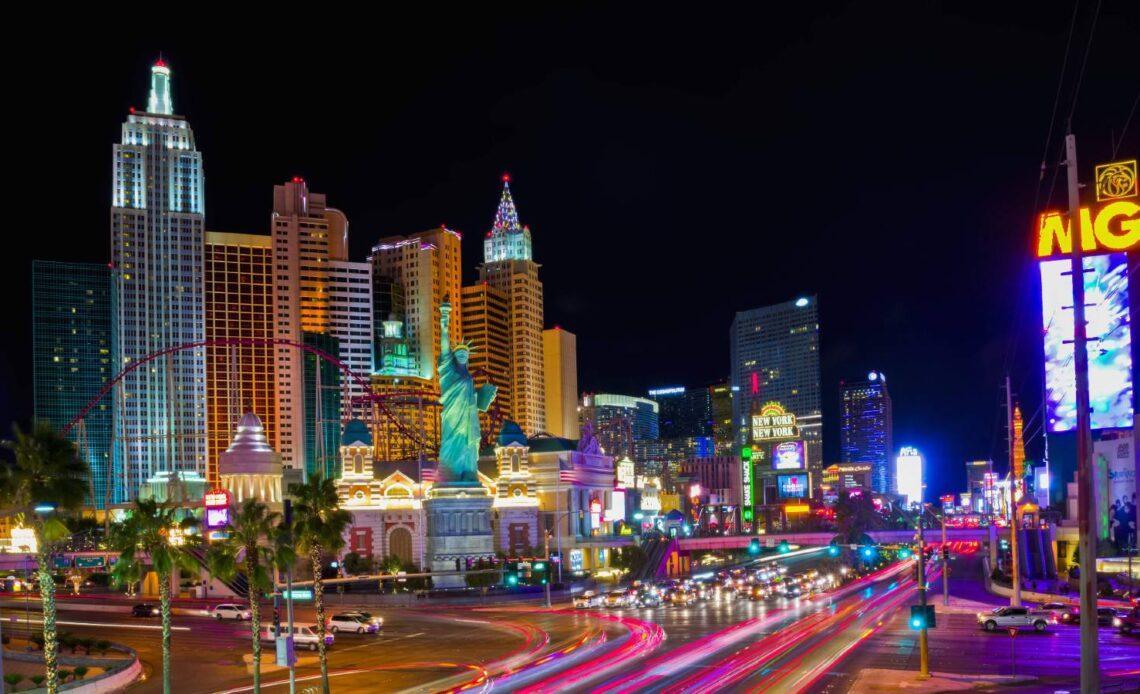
[1095,159,1138,202]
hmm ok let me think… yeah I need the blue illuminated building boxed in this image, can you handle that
[649,386,713,439]
[840,371,894,494]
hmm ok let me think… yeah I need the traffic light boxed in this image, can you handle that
[778,541,790,554]
[533,562,546,572]
[505,573,519,587]
[861,546,875,560]
[899,547,912,559]
[749,539,761,555]
[909,604,936,630]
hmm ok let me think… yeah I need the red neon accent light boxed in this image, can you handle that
[292,176,304,183]
[502,172,511,183]
[154,57,166,68]
[129,107,135,114]
[750,372,759,396]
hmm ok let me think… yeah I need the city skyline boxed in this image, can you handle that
[2,10,1137,501]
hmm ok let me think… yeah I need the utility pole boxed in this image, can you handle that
[284,499,297,694]
[544,529,552,608]
[1006,375,1021,607]
[941,513,949,607]
[916,506,930,680]
[1066,132,1099,693]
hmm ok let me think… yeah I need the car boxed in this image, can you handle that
[1058,606,1119,626]
[667,589,696,606]
[976,606,1051,632]
[260,624,333,651]
[604,591,631,608]
[343,611,383,629]
[211,603,253,621]
[637,592,663,608]
[1113,607,1140,634]
[328,613,379,634]
[572,591,602,608]
[131,603,159,617]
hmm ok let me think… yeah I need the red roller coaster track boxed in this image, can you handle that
[60,337,470,451]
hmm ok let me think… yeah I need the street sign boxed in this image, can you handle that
[74,556,105,569]
[281,589,313,601]
[1007,626,1018,638]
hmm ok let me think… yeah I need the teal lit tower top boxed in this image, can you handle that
[147,57,173,115]
[484,173,533,262]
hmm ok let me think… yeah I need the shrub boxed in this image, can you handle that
[79,637,95,654]
[57,670,72,683]
[30,676,44,688]
[4,673,25,692]
[30,633,44,650]
[95,639,112,655]
[73,666,89,681]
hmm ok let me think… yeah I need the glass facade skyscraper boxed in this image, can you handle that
[303,331,342,480]
[110,59,207,499]
[730,296,822,472]
[840,371,893,494]
[649,386,713,439]
[32,261,113,507]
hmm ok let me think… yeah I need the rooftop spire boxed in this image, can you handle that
[491,173,522,234]
[147,56,173,115]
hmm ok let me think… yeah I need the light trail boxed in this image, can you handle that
[3,615,191,632]
[512,611,665,693]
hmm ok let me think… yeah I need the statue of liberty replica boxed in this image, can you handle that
[437,301,497,484]
[426,299,499,587]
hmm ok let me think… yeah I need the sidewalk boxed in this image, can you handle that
[848,667,1037,692]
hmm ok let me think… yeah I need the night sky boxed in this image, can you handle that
[2,5,1137,499]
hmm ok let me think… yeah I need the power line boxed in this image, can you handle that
[1112,90,1139,158]
[1064,0,1104,131]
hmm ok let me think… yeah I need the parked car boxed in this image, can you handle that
[1113,607,1140,635]
[130,603,159,617]
[260,624,333,651]
[211,603,253,621]
[328,613,379,634]
[976,606,1051,632]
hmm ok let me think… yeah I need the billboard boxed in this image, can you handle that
[777,473,809,499]
[741,447,754,521]
[896,447,923,507]
[751,402,799,441]
[204,488,232,530]
[1040,252,1133,433]
[1094,437,1136,548]
[772,440,806,470]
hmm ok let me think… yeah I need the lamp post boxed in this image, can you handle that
[916,505,931,681]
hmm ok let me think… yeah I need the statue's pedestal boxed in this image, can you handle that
[425,484,495,590]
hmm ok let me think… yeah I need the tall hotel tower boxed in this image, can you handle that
[110,59,207,499]
[271,178,357,472]
[840,371,894,494]
[478,176,545,435]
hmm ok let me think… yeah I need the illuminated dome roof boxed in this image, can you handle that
[219,412,281,476]
[342,419,372,446]
[498,420,528,447]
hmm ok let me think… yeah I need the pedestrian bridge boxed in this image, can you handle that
[676,527,993,552]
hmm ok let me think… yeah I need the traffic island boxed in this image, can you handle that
[849,667,1038,692]
[1,638,141,692]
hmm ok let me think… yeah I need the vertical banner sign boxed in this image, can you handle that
[741,447,754,522]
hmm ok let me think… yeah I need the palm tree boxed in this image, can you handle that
[206,499,286,693]
[108,498,199,694]
[289,473,351,694]
[1,421,89,694]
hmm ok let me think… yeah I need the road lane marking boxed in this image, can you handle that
[7,616,191,632]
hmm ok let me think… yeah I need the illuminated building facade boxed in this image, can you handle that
[839,371,893,494]
[460,283,512,432]
[218,412,283,506]
[542,327,578,438]
[649,386,713,439]
[369,375,440,462]
[302,332,341,480]
[478,177,546,435]
[329,260,373,422]
[271,178,348,470]
[580,393,659,460]
[336,419,427,568]
[730,296,822,473]
[370,227,463,382]
[965,459,994,514]
[31,261,113,507]
[204,232,275,486]
[111,59,207,498]
[896,447,924,507]
[710,382,734,452]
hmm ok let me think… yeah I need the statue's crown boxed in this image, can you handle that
[454,340,475,353]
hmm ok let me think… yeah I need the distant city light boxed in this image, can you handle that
[795,297,810,307]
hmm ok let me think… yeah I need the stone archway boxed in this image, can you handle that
[388,526,414,566]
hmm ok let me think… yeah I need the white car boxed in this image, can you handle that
[976,606,1051,632]
[211,603,253,621]
[328,613,379,634]
[261,624,334,651]
[573,591,603,608]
